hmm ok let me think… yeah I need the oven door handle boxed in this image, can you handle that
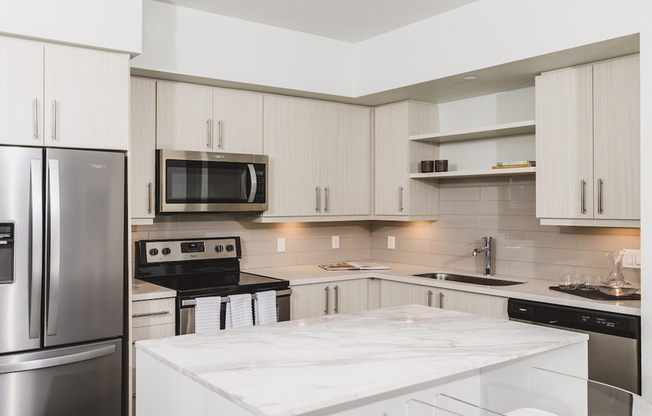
[181,288,292,307]
[247,163,257,203]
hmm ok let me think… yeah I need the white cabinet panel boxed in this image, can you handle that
[0,37,43,146]
[290,283,329,320]
[44,44,129,150]
[130,77,157,220]
[213,88,263,154]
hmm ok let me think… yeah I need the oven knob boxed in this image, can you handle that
[215,245,224,253]
[149,248,159,256]
[162,247,171,255]
[226,245,234,252]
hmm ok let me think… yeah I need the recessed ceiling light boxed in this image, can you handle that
[464,75,478,80]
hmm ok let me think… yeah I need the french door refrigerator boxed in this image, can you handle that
[0,146,124,416]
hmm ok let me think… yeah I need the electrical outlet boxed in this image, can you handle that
[277,238,285,252]
[332,236,339,249]
[388,236,395,249]
[622,249,641,269]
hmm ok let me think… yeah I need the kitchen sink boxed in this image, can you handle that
[411,273,525,286]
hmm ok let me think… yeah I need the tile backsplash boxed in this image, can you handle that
[132,176,640,283]
[370,176,641,282]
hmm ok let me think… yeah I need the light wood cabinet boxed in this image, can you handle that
[0,37,44,146]
[374,101,439,220]
[0,37,129,150]
[379,280,435,308]
[212,88,264,154]
[437,288,508,320]
[263,95,371,220]
[130,77,157,221]
[290,279,369,320]
[536,55,640,225]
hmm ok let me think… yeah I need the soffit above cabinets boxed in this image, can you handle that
[152,0,479,43]
[131,33,639,106]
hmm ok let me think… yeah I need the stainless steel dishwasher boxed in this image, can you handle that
[508,299,641,394]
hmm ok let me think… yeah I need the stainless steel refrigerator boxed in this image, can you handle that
[0,146,124,416]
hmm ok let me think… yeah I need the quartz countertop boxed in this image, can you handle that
[244,262,641,316]
[136,305,587,416]
[132,279,176,301]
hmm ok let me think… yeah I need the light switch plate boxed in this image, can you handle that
[277,238,285,252]
[622,249,640,269]
[332,236,339,249]
[388,236,395,249]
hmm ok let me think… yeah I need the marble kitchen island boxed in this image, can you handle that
[135,305,588,416]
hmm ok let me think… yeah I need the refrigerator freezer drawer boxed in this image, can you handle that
[0,339,122,416]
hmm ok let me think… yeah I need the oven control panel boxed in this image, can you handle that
[142,238,240,263]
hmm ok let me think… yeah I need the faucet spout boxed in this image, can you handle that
[473,237,493,275]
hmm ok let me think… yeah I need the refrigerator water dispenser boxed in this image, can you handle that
[0,222,14,284]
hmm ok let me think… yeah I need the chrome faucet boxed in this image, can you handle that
[473,236,492,276]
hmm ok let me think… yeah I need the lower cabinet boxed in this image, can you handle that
[379,280,436,308]
[290,279,369,320]
[131,297,176,415]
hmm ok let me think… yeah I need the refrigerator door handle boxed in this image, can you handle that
[29,160,43,339]
[47,159,61,337]
[0,344,115,375]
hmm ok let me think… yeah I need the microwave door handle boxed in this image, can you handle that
[247,164,257,203]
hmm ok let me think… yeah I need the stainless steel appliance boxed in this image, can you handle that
[134,237,290,334]
[0,146,125,415]
[157,150,268,214]
[508,299,640,394]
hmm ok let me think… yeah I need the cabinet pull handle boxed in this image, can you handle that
[439,292,444,308]
[207,119,212,148]
[33,99,38,140]
[427,290,433,307]
[598,179,603,214]
[315,187,321,212]
[218,120,223,149]
[324,187,329,212]
[399,186,404,212]
[51,100,57,141]
[148,182,153,214]
[580,180,586,214]
[324,286,329,315]
[132,311,170,318]
[334,285,339,314]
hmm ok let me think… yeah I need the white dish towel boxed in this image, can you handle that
[225,294,253,329]
[194,296,221,333]
[254,290,277,326]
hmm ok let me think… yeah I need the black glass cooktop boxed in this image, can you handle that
[143,272,289,298]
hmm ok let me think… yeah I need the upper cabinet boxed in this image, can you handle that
[0,36,129,150]
[130,78,157,223]
[374,101,439,220]
[262,95,371,220]
[156,81,264,154]
[536,55,640,227]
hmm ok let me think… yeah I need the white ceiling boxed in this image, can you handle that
[153,0,479,43]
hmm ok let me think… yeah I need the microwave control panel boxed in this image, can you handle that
[254,164,266,203]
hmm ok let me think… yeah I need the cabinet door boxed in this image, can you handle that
[331,279,369,314]
[290,283,329,320]
[156,81,213,151]
[213,88,263,154]
[321,104,371,216]
[44,44,129,150]
[593,56,640,220]
[0,37,43,146]
[379,280,435,308]
[438,289,508,320]
[535,66,594,219]
[130,78,157,219]
[374,103,409,215]
[263,96,321,217]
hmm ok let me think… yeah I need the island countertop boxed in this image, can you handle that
[136,305,587,416]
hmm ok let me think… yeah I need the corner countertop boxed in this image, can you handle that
[243,262,641,316]
[132,279,176,301]
[137,305,587,416]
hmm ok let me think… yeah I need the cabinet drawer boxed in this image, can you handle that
[132,298,175,328]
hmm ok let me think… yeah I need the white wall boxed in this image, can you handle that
[130,0,356,97]
[0,0,142,54]
[354,0,643,96]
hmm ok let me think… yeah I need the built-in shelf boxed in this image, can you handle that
[409,167,536,179]
[409,120,536,143]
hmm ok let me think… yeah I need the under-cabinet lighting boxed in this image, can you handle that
[464,75,478,80]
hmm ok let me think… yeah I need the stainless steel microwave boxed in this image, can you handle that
[157,150,268,213]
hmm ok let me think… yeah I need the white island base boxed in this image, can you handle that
[136,306,588,416]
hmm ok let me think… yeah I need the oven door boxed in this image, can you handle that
[157,150,267,213]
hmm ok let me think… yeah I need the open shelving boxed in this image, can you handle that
[409,167,536,179]
[409,120,535,144]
